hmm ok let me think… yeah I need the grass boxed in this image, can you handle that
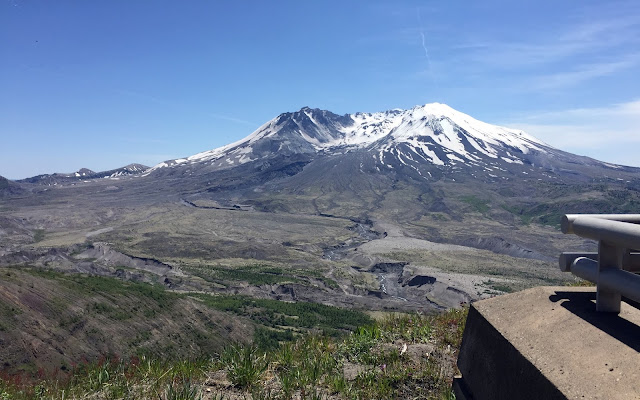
[192,293,373,340]
[0,355,212,400]
[186,263,303,286]
[220,344,268,388]
[32,229,45,243]
[23,267,177,311]
[460,195,490,214]
[0,267,255,373]
[0,307,468,399]
[2,266,368,366]
[0,264,467,398]
[566,279,596,287]
[483,280,514,294]
[183,263,340,289]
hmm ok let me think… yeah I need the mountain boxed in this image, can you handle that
[147,103,632,182]
[6,103,640,270]
[137,104,640,222]
[19,164,149,186]
[12,104,640,238]
[125,103,640,257]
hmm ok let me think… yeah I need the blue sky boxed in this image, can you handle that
[2,0,639,179]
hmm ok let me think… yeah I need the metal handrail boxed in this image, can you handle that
[560,214,640,313]
[561,214,640,234]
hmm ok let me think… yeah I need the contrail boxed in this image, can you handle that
[417,8,433,70]
[420,31,431,65]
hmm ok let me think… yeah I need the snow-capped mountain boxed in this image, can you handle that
[18,103,636,189]
[148,103,617,182]
[19,164,149,186]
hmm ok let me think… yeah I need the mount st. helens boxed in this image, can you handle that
[11,103,636,188]
[146,102,631,183]
[130,103,640,248]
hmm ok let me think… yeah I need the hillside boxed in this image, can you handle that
[0,267,252,374]
[0,304,467,399]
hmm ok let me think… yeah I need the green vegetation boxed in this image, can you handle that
[220,344,268,389]
[0,267,244,369]
[0,308,468,399]
[483,280,514,294]
[566,279,596,287]
[460,195,490,214]
[32,229,45,243]
[192,293,373,338]
[253,326,295,350]
[0,355,211,400]
[89,302,131,321]
[0,300,22,332]
[501,205,533,225]
[24,267,177,311]
[184,263,339,289]
[501,184,640,228]
[187,263,302,286]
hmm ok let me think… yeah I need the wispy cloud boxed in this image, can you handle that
[498,99,640,166]
[526,57,639,91]
[514,99,640,125]
[461,13,640,69]
[440,3,640,97]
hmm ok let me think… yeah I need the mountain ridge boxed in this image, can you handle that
[17,163,149,186]
[12,103,638,184]
[138,103,638,194]
[147,103,552,174]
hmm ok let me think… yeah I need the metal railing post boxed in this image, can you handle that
[596,241,623,313]
[560,214,640,313]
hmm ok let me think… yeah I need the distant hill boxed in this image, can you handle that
[18,164,149,186]
[0,175,25,197]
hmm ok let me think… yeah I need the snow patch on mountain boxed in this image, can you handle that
[149,103,551,173]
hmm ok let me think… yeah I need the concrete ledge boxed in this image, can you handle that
[455,286,640,399]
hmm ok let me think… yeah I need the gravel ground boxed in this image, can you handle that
[358,236,472,254]
[354,221,508,306]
